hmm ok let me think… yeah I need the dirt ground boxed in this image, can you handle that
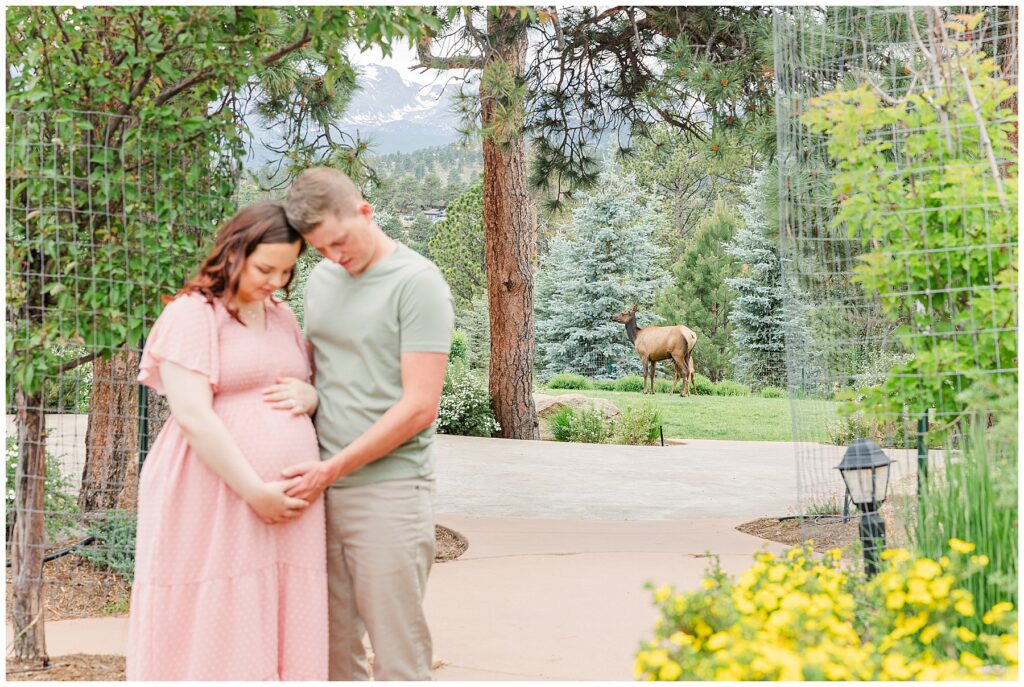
[6,525,467,681]
[736,501,910,555]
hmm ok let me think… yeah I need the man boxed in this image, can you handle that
[282,167,454,680]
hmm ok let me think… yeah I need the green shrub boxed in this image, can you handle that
[759,386,785,398]
[615,375,646,392]
[593,379,617,391]
[568,407,609,443]
[547,373,593,390]
[711,380,751,397]
[77,509,136,578]
[912,416,1018,629]
[449,330,469,364]
[693,373,715,395]
[653,378,673,394]
[5,436,80,542]
[547,406,575,442]
[436,363,500,437]
[547,406,609,443]
[613,404,662,445]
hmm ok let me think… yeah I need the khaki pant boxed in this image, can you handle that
[325,477,436,681]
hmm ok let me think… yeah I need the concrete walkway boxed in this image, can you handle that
[15,435,807,679]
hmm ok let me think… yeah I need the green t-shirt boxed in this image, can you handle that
[304,242,455,487]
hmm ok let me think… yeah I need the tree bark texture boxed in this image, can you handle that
[10,389,49,662]
[481,8,538,440]
[79,347,140,512]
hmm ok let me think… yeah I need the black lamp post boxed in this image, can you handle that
[837,439,894,577]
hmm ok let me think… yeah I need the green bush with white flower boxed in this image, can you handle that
[435,362,500,437]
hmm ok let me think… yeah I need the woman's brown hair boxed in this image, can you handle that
[174,202,304,324]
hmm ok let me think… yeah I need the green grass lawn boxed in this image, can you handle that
[542,388,841,443]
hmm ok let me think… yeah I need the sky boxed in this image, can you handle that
[347,43,444,86]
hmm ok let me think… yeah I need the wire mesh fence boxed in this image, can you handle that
[774,6,1018,562]
[6,109,235,655]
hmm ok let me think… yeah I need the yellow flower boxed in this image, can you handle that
[957,627,976,642]
[939,555,951,568]
[658,661,682,681]
[646,648,668,668]
[654,616,664,628]
[883,653,912,679]
[913,558,942,580]
[672,595,685,613]
[949,538,975,554]
[954,598,975,617]
[907,579,933,605]
[983,601,1014,625]
[920,625,940,644]
[768,565,786,582]
[669,631,693,647]
[959,651,983,669]
[886,591,906,610]
[1000,637,1018,663]
[700,578,715,590]
[970,554,990,567]
[929,576,953,599]
[882,548,911,562]
[706,632,729,651]
[633,653,647,679]
[654,584,671,603]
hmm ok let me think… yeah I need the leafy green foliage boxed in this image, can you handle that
[547,407,609,444]
[547,374,592,390]
[428,181,485,310]
[77,509,137,579]
[711,380,751,397]
[436,362,499,437]
[913,416,1018,625]
[802,30,1018,426]
[615,376,646,393]
[613,404,662,445]
[449,330,469,365]
[759,386,785,399]
[656,202,740,382]
[692,373,715,396]
[5,437,79,542]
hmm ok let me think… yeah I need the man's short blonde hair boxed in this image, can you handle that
[284,167,366,234]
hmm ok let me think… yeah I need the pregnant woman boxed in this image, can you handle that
[126,202,327,680]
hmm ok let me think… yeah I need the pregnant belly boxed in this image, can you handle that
[216,394,320,481]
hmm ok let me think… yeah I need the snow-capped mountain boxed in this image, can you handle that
[243,65,470,168]
[341,64,469,154]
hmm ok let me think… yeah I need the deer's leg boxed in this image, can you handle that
[670,353,685,396]
[688,355,697,396]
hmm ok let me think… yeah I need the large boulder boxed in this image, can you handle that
[534,393,621,440]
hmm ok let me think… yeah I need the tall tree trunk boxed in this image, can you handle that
[79,348,140,512]
[10,388,49,663]
[481,8,538,440]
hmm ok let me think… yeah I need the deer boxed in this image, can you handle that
[610,305,698,397]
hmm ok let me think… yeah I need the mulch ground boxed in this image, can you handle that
[6,654,125,682]
[736,501,911,555]
[6,525,468,681]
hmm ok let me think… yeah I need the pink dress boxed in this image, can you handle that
[127,293,328,681]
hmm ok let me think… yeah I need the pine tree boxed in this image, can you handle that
[428,181,485,311]
[725,167,815,390]
[408,212,436,258]
[374,208,405,242]
[655,201,739,382]
[535,166,672,380]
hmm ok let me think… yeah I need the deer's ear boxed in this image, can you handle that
[631,304,639,313]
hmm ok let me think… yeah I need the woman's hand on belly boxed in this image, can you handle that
[262,376,319,416]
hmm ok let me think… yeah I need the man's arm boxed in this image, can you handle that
[282,351,448,500]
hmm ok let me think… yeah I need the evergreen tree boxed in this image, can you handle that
[422,171,443,206]
[428,181,485,311]
[655,201,739,382]
[374,208,405,242]
[535,167,672,380]
[725,168,814,390]
[408,212,436,258]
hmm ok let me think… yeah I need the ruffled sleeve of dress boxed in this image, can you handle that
[138,293,220,395]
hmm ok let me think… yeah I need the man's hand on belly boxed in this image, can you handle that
[281,460,338,501]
